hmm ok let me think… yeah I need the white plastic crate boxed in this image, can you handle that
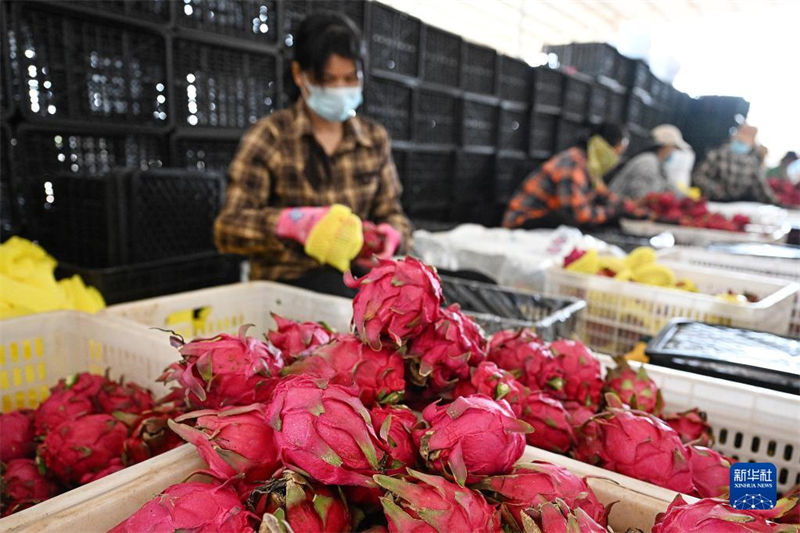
[597,354,800,495]
[545,261,798,355]
[659,246,800,338]
[0,311,177,412]
[103,281,354,340]
[620,217,790,246]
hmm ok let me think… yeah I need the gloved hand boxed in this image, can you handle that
[276,204,363,272]
[375,223,401,259]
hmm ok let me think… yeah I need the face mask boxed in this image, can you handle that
[730,139,752,155]
[303,76,363,122]
[663,152,675,166]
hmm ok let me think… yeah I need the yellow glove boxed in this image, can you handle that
[304,204,364,272]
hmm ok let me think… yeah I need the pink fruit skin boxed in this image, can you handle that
[0,409,35,461]
[264,376,385,487]
[663,408,714,447]
[563,400,597,430]
[370,404,419,472]
[603,359,663,415]
[38,414,127,486]
[520,391,575,454]
[415,395,530,485]
[452,361,526,416]
[159,324,284,409]
[687,445,732,499]
[545,340,603,411]
[345,257,443,349]
[79,457,125,484]
[267,313,333,364]
[285,335,405,407]
[122,412,185,465]
[652,495,787,533]
[95,381,154,415]
[375,469,501,533]
[477,462,608,527]
[521,501,608,533]
[108,482,256,533]
[33,372,108,436]
[1,458,59,517]
[487,328,552,377]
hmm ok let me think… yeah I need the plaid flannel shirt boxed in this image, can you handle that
[214,99,411,281]
[503,147,623,229]
[692,144,778,203]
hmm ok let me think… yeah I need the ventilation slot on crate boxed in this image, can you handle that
[422,26,460,87]
[369,3,420,77]
[415,90,457,145]
[462,43,496,95]
[462,100,498,148]
[364,78,412,141]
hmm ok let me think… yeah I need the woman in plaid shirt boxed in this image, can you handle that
[214,12,411,296]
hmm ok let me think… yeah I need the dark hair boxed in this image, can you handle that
[294,11,364,80]
[592,122,629,148]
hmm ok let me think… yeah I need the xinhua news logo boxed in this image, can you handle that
[730,463,777,510]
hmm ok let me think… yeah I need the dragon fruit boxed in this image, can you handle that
[121,411,185,465]
[37,414,127,486]
[169,404,279,483]
[267,313,333,363]
[687,445,732,499]
[0,459,59,517]
[79,457,125,484]
[487,328,553,377]
[370,405,419,473]
[359,220,386,261]
[96,380,155,415]
[33,373,106,435]
[452,361,526,416]
[573,394,695,494]
[603,357,663,415]
[345,257,443,349]
[543,340,603,411]
[652,495,798,533]
[563,400,597,430]
[519,391,575,454]
[0,409,35,461]
[406,304,488,392]
[284,335,405,407]
[664,408,714,446]
[264,376,385,487]
[248,470,351,533]
[415,395,531,485]
[477,462,608,528]
[519,500,608,533]
[374,469,502,533]
[109,481,257,533]
[159,324,284,409]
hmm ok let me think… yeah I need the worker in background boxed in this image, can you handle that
[767,151,799,180]
[503,123,630,229]
[608,124,692,199]
[691,124,779,204]
[214,12,411,297]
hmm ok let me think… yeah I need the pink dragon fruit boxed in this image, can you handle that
[79,457,125,484]
[264,376,385,487]
[95,380,155,415]
[487,328,553,377]
[267,313,333,364]
[405,304,488,392]
[359,220,386,261]
[33,373,107,435]
[603,356,663,415]
[0,409,35,461]
[452,361,526,416]
[563,400,598,430]
[778,485,800,525]
[652,495,798,533]
[345,257,443,349]
[573,394,695,494]
[37,414,127,486]
[120,411,185,465]
[0,459,59,517]
[520,391,575,454]
[248,470,351,533]
[159,324,284,409]
[519,500,608,533]
[687,445,732,499]
[169,404,279,483]
[415,395,531,485]
[542,340,604,411]
[370,404,419,473]
[476,462,608,528]
[374,469,502,532]
[663,408,714,446]
[284,335,405,407]
[109,481,257,533]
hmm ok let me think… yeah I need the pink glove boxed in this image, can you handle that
[275,206,329,244]
[375,223,401,259]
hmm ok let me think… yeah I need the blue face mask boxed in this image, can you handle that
[303,78,363,122]
[664,152,675,165]
[730,140,752,155]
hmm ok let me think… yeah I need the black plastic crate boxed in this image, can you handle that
[7,2,168,125]
[282,1,366,50]
[415,89,457,145]
[172,133,241,173]
[628,59,651,94]
[556,118,588,152]
[453,152,495,224]
[173,38,277,129]
[364,77,413,141]
[421,25,460,87]
[498,105,530,153]
[498,55,531,103]
[80,0,172,23]
[494,154,535,205]
[607,90,627,123]
[368,3,420,77]
[177,0,279,44]
[398,149,454,220]
[650,74,669,105]
[588,84,608,123]
[56,252,241,305]
[546,42,619,80]
[626,127,651,154]
[462,98,498,148]
[529,112,557,156]
[533,67,563,111]
[1,124,15,238]
[462,42,497,95]
[562,74,590,120]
